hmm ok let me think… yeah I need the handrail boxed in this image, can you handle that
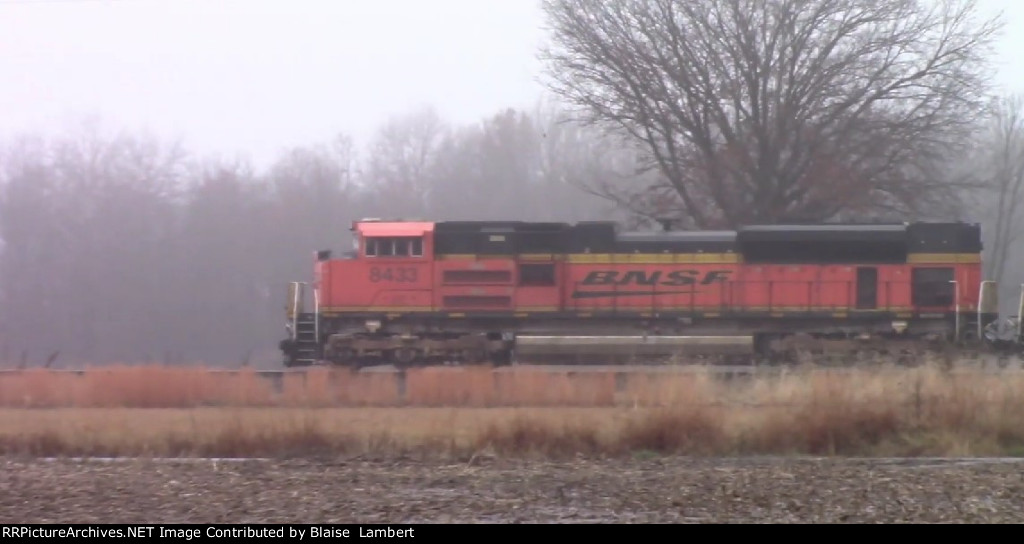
[978,280,997,340]
[313,287,320,349]
[288,281,304,342]
[950,279,960,341]
[1018,284,1024,341]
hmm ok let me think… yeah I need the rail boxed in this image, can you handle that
[1,365,1020,377]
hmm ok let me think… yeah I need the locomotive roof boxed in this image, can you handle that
[353,219,981,254]
[736,223,910,243]
[355,221,435,236]
[737,223,909,232]
[380,218,978,232]
[617,230,737,242]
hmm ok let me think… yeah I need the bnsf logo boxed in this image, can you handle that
[580,270,732,287]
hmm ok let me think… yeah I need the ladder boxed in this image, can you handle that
[285,281,321,366]
[291,313,320,366]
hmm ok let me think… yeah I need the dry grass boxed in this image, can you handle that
[1,361,1023,458]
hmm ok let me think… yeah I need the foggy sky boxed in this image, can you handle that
[0,0,1022,172]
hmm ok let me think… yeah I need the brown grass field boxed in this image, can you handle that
[1,361,1023,458]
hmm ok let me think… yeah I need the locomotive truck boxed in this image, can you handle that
[279,218,1022,368]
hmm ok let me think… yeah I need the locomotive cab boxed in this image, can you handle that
[282,219,435,366]
[318,218,434,311]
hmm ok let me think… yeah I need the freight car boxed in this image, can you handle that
[278,218,1018,368]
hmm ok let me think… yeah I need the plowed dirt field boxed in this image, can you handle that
[4,456,1023,523]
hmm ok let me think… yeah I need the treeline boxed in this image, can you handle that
[0,102,652,367]
[0,93,1022,368]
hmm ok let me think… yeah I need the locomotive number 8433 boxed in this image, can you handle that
[279,218,1024,368]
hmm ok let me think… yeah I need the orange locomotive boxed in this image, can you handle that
[280,219,1004,367]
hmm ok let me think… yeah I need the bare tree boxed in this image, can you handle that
[976,94,1024,287]
[539,0,1004,227]
[363,106,448,217]
[531,98,659,226]
[0,123,188,364]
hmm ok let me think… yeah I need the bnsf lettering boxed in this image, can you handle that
[580,270,732,287]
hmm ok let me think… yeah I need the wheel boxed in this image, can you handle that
[393,347,419,367]
[328,347,357,365]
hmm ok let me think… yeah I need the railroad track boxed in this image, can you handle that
[3,359,1023,376]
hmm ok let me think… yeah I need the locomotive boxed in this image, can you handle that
[279,218,1020,368]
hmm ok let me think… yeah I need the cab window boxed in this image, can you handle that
[364,236,423,258]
